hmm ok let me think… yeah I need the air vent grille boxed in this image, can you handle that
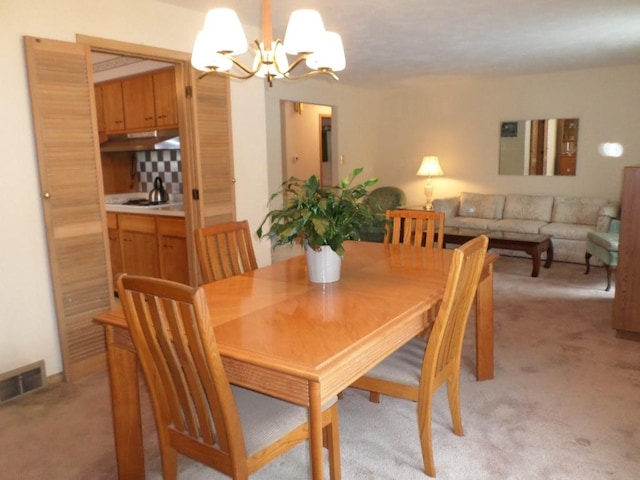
[0,360,46,404]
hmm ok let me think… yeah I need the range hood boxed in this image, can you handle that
[100,129,180,153]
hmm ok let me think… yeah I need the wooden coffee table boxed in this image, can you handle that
[442,227,553,277]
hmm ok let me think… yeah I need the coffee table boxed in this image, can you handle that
[442,227,553,277]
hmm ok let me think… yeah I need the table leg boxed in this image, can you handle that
[530,245,542,277]
[309,382,324,480]
[475,263,494,381]
[105,327,145,479]
[544,239,554,268]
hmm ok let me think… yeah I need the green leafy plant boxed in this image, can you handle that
[257,167,379,256]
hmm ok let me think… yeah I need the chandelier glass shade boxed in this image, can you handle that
[191,0,345,86]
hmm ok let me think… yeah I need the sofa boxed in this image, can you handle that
[433,192,620,264]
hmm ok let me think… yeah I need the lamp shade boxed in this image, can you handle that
[191,30,234,72]
[417,156,444,177]
[283,9,325,54]
[305,32,346,72]
[201,8,248,55]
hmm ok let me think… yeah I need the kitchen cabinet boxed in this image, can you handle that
[107,213,123,287]
[612,166,640,341]
[122,73,156,131]
[157,216,189,284]
[94,85,106,137]
[118,213,160,278]
[152,68,179,128]
[100,81,126,133]
[96,67,178,134]
[108,212,188,284]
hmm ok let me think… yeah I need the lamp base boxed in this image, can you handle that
[423,204,434,211]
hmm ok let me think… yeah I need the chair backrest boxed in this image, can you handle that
[117,275,247,474]
[195,220,258,283]
[385,209,445,247]
[419,235,488,400]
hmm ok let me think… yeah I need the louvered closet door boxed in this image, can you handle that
[191,73,236,225]
[24,37,111,380]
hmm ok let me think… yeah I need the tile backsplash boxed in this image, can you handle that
[136,150,182,194]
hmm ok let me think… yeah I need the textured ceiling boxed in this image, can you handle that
[157,0,640,86]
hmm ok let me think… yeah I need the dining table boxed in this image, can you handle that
[94,240,498,479]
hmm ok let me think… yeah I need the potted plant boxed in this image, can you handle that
[257,167,379,282]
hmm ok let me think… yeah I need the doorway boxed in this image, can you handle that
[281,101,333,186]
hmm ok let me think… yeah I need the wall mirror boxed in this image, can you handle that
[499,118,579,176]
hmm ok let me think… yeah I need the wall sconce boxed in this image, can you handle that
[416,155,444,210]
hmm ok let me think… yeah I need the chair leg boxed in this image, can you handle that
[369,391,380,403]
[417,395,436,477]
[446,375,464,436]
[160,445,178,480]
[605,265,615,291]
[324,403,342,480]
[584,252,592,274]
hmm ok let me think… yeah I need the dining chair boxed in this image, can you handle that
[384,209,445,248]
[350,235,488,477]
[195,220,258,283]
[117,275,341,480]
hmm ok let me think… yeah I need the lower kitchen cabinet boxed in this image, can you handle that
[107,212,188,288]
[157,216,189,284]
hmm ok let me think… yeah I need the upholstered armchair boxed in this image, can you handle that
[585,219,620,291]
[359,186,407,242]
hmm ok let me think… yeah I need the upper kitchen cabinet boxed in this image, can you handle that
[99,80,126,132]
[96,67,178,134]
[152,68,179,127]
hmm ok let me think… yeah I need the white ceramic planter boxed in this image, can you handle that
[305,245,342,283]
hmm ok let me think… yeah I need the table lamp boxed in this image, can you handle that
[416,155,444,210]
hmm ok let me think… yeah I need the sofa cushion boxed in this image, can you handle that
[445,216,497,230]
[490,218,547,234]
[540,222,594,240]
[552,197,609,225]
[432,197,460,219]
[459,193,505,219]
[503,194,553,222]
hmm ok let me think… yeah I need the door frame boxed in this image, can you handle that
[76,34,201,286]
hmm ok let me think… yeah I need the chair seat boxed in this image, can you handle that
[234,385,337,456]
[365,338,426,387]
[586,231,619,251]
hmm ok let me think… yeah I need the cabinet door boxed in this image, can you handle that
[157,217,189,284]
[24,36,112,380]
[119,214,160,277]
[122,74,156,131]
[101,80,126,133]
[153,68,178,128]
[106,213,122,287]
[94,85,106,135]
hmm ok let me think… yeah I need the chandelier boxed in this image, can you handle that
[191,0,346,87]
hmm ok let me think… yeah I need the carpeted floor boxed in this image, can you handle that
[1,256,638,479]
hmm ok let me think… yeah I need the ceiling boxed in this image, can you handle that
[156,0,640,86]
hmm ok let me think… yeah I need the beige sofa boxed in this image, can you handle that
[433,192,619,264]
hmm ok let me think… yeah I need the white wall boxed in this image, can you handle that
[1,0,270,376]
[374,68,640,206]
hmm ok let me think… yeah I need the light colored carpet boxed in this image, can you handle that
[1,256,639,479]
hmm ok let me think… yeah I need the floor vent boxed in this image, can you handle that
[0,360,46,404]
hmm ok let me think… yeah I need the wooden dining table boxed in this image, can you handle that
[95,241,498,479]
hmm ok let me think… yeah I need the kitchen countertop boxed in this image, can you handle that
[105,193,185,218]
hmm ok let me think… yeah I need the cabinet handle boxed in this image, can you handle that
[145,116,153,120]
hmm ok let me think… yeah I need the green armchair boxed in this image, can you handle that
[359,186,407,242]
[585,219,620,291]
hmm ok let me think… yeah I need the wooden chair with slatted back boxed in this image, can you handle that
[117,275,341,480]
[384,209,445,248]
[349,235,488,477]
[195,220,258,283]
